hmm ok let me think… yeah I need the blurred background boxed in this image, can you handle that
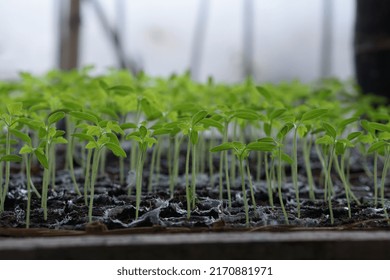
[2,0,389,98]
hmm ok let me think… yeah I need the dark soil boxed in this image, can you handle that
[1,163,389,233]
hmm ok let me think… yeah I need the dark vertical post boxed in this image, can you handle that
[59,0,81,70]
[354,0,390,98]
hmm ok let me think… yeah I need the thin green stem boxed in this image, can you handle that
[135,149,146,220]
[148,144,158,193]
[25,154,32,228]
[374,151,378,207]
[208,134,215,188]
[50,145,56,190]
[277,147,289,224]
[169,135,181,198]
[0,129,11,212]
[0,161,3,204]
[223,121,232,207]
[324,146,334,224]
[155,139,162,186]
[68,135,81,196]
[185,139,191,219]
[246,161,256,209]
[99,147,106,176]
[218,150,224,201]
[239,158,249,226]
[84,148,93,205]
[264,153,274,209]
[88,148,102,223]
[380,150,390,220]
[292,128,300,218]
[256,151,262,182]
[41,132,50,221]
[315,143,327,201]
[303,136,315,201]
[191,141,197,209]
[333,154,351,218]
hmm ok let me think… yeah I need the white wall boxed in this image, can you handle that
[0,0,355,83]
[0,0,56,79]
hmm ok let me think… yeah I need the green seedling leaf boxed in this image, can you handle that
[153,128,172,136]
[98,120,109,128]
[139,126,147,138]
[48,111,66,126]
[335,141,346,155]
[358,133,374,144]
[301,109,328,122]
[264,123,271,136]
[105,142,126,158]
[257,137,276,143]
[256,86,272,100]
[269,108,287,120]
[199,118,223,130]
[87,126,101,136]
[72,133,95,142]
[141,99,162,121]
[6,102,23,115]
[54,130,66,137]
[99,80,109,91]
[247,142,276,152]
[19,144,33,154]
[297,125,308,138]
[368,141,387,153]
[106,132,121,146]
[369,122,390,133]
[192,110,208,126]
[361,120,374,136]
[107,121,124,135]
[17,118,42,130]
[29,103,49,112]
[337,117,359,133]
[277,123,294,140]
[379,132,390,141]
[232,109,259,120]
[146,137,157,147]
[38,127,47,139]
[107,85,134,94]
[100,108,119,119]
[9,128,31,145]
[62,100,83,111]
[231,141,246,151]
[0,154,22,162]
[190,130,199,145]
[315,135,334,146]
[210,142,234,152]
[347,131,362,141]
[34,149,49,169]
[120,122,138,130]
[322,122,337,139]
[281,153,294,164]
[126,133,142,143]
[97,135,110,146]
[69,111,99,124]
[52,137,68,144]
[86,141,98,149]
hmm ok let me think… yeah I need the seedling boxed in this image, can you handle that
[126,125,156,219]
[211,137,277,225]
[73,120,126,222]
[0,70,389,228]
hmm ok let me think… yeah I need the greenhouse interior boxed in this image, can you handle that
[0,0,389,260]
